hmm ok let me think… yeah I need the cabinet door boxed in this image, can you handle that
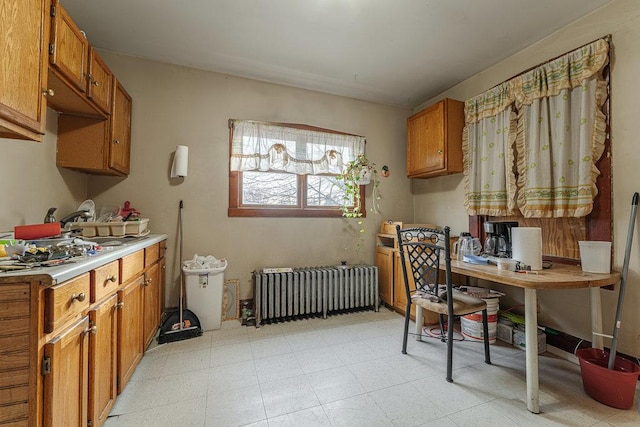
[375,246,393,305]
[109,79,132,175]
[43,316,90,427]
[142,263,160,349]
[87,48,113,115]
[49,0,88,92]
[406,98,464,178]
[0,0,48,141]
[117,276,144,394]
[88,294,118,427]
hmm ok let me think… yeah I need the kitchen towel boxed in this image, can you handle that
[511,227,543,270]
[171,145,189,178]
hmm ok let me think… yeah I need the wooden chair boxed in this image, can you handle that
[396,225,491,382]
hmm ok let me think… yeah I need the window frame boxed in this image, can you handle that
[228,121,366,218]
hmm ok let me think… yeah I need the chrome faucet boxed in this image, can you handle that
[59,210,93,227]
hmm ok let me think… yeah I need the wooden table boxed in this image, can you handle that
[447,260,620,414]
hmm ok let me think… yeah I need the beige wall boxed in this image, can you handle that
[85,52,414,305]
[413,0,640,356]
[0,109,88,229]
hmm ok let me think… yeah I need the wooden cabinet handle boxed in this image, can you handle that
[71,292,86,302]
[42,88,54,97]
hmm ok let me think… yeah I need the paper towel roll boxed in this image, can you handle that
[171,145,189,178]
[511,227,542,270]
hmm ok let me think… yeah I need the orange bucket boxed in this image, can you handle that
[576,348,640,409]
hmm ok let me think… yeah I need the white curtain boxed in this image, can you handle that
[513,39,609,217]
[229,120,365,175]
[463,82,517,216]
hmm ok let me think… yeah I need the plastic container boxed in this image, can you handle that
[578,241,612,273]
[461,295,500,343]
[576,348,640,409]
[183,258,227,331]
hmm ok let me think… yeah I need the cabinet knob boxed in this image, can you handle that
[144,277,153,285]
[85,325,98,335]
[438,150,443,155]
[113,139,120,144]
[107,275,117,283]
[42,88,55,97]
[92,80,100,86]
[71,292,86,302]
[116,301,125,309]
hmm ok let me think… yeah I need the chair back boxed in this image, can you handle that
[396,226,453,304]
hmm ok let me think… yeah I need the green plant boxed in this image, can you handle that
[335,154,381,252]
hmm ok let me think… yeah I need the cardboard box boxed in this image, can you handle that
[512,328,546,354]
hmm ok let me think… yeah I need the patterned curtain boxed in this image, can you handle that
[463,38,609,218]
[229,120,365,175]
[512,39,609,217]
[463,82,517,216]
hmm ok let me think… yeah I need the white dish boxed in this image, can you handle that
[77,200,96,222]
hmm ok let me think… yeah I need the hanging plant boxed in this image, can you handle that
[335,154,382,253]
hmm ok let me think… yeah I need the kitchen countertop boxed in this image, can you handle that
[0,233,167,285]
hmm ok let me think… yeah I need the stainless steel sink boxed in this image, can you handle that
[84,236,151,246]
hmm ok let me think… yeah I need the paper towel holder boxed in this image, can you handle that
[170,145,189,180]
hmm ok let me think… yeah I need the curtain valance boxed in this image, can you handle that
[229,120,365,175]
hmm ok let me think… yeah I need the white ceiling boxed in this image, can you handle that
[60,0,610,107]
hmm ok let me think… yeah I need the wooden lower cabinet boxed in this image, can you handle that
[117,275,144,394]
[89,294,118,427]
[142,262,160,349]
[42,316,90,427]
[375,246,393,305]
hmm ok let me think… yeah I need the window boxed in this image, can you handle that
[228,120,366,217]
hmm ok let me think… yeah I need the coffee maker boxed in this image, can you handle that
[483,221,518,257]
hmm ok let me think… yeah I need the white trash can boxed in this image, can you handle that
[183,255,228,331]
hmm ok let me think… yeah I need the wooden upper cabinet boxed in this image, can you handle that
[47,0,105,118]
[110,80,132,175]
[49,0,88,92]
[56,77,132,176]
[406,98,464,178]
[0,0,48,142]
[87,47,113,115]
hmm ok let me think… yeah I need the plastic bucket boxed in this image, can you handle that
[576,348,640,409]
[461,297,499,343]
[578,241,611,273]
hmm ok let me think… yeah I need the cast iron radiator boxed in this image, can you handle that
[253,266,379,327]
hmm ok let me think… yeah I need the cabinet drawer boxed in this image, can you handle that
[144,243,159,267]
[91,260,119,303]
[120,250,144,283]
[44,273,90,334]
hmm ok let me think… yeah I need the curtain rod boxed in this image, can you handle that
[228,119,365,140]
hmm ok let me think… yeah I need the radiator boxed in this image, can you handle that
[254,266,379,327]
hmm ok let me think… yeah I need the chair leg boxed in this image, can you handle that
[482,308,492,365]
[438,314,446,342]
[402,301,411,354]
[415,305,423,341]
[446,313,454,382]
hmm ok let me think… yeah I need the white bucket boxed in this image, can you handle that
[461,297,499,343]
[578,241,611,273]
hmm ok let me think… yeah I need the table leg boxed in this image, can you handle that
[524,288,540,414]
[415,306,423,341]
[590,287,604,350]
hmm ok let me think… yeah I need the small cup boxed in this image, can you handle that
[497,258,514,271]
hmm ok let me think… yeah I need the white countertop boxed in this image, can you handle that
[0,234,167,285]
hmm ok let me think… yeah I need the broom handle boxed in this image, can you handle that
[179,200,184,330]
[608,192,638,369]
